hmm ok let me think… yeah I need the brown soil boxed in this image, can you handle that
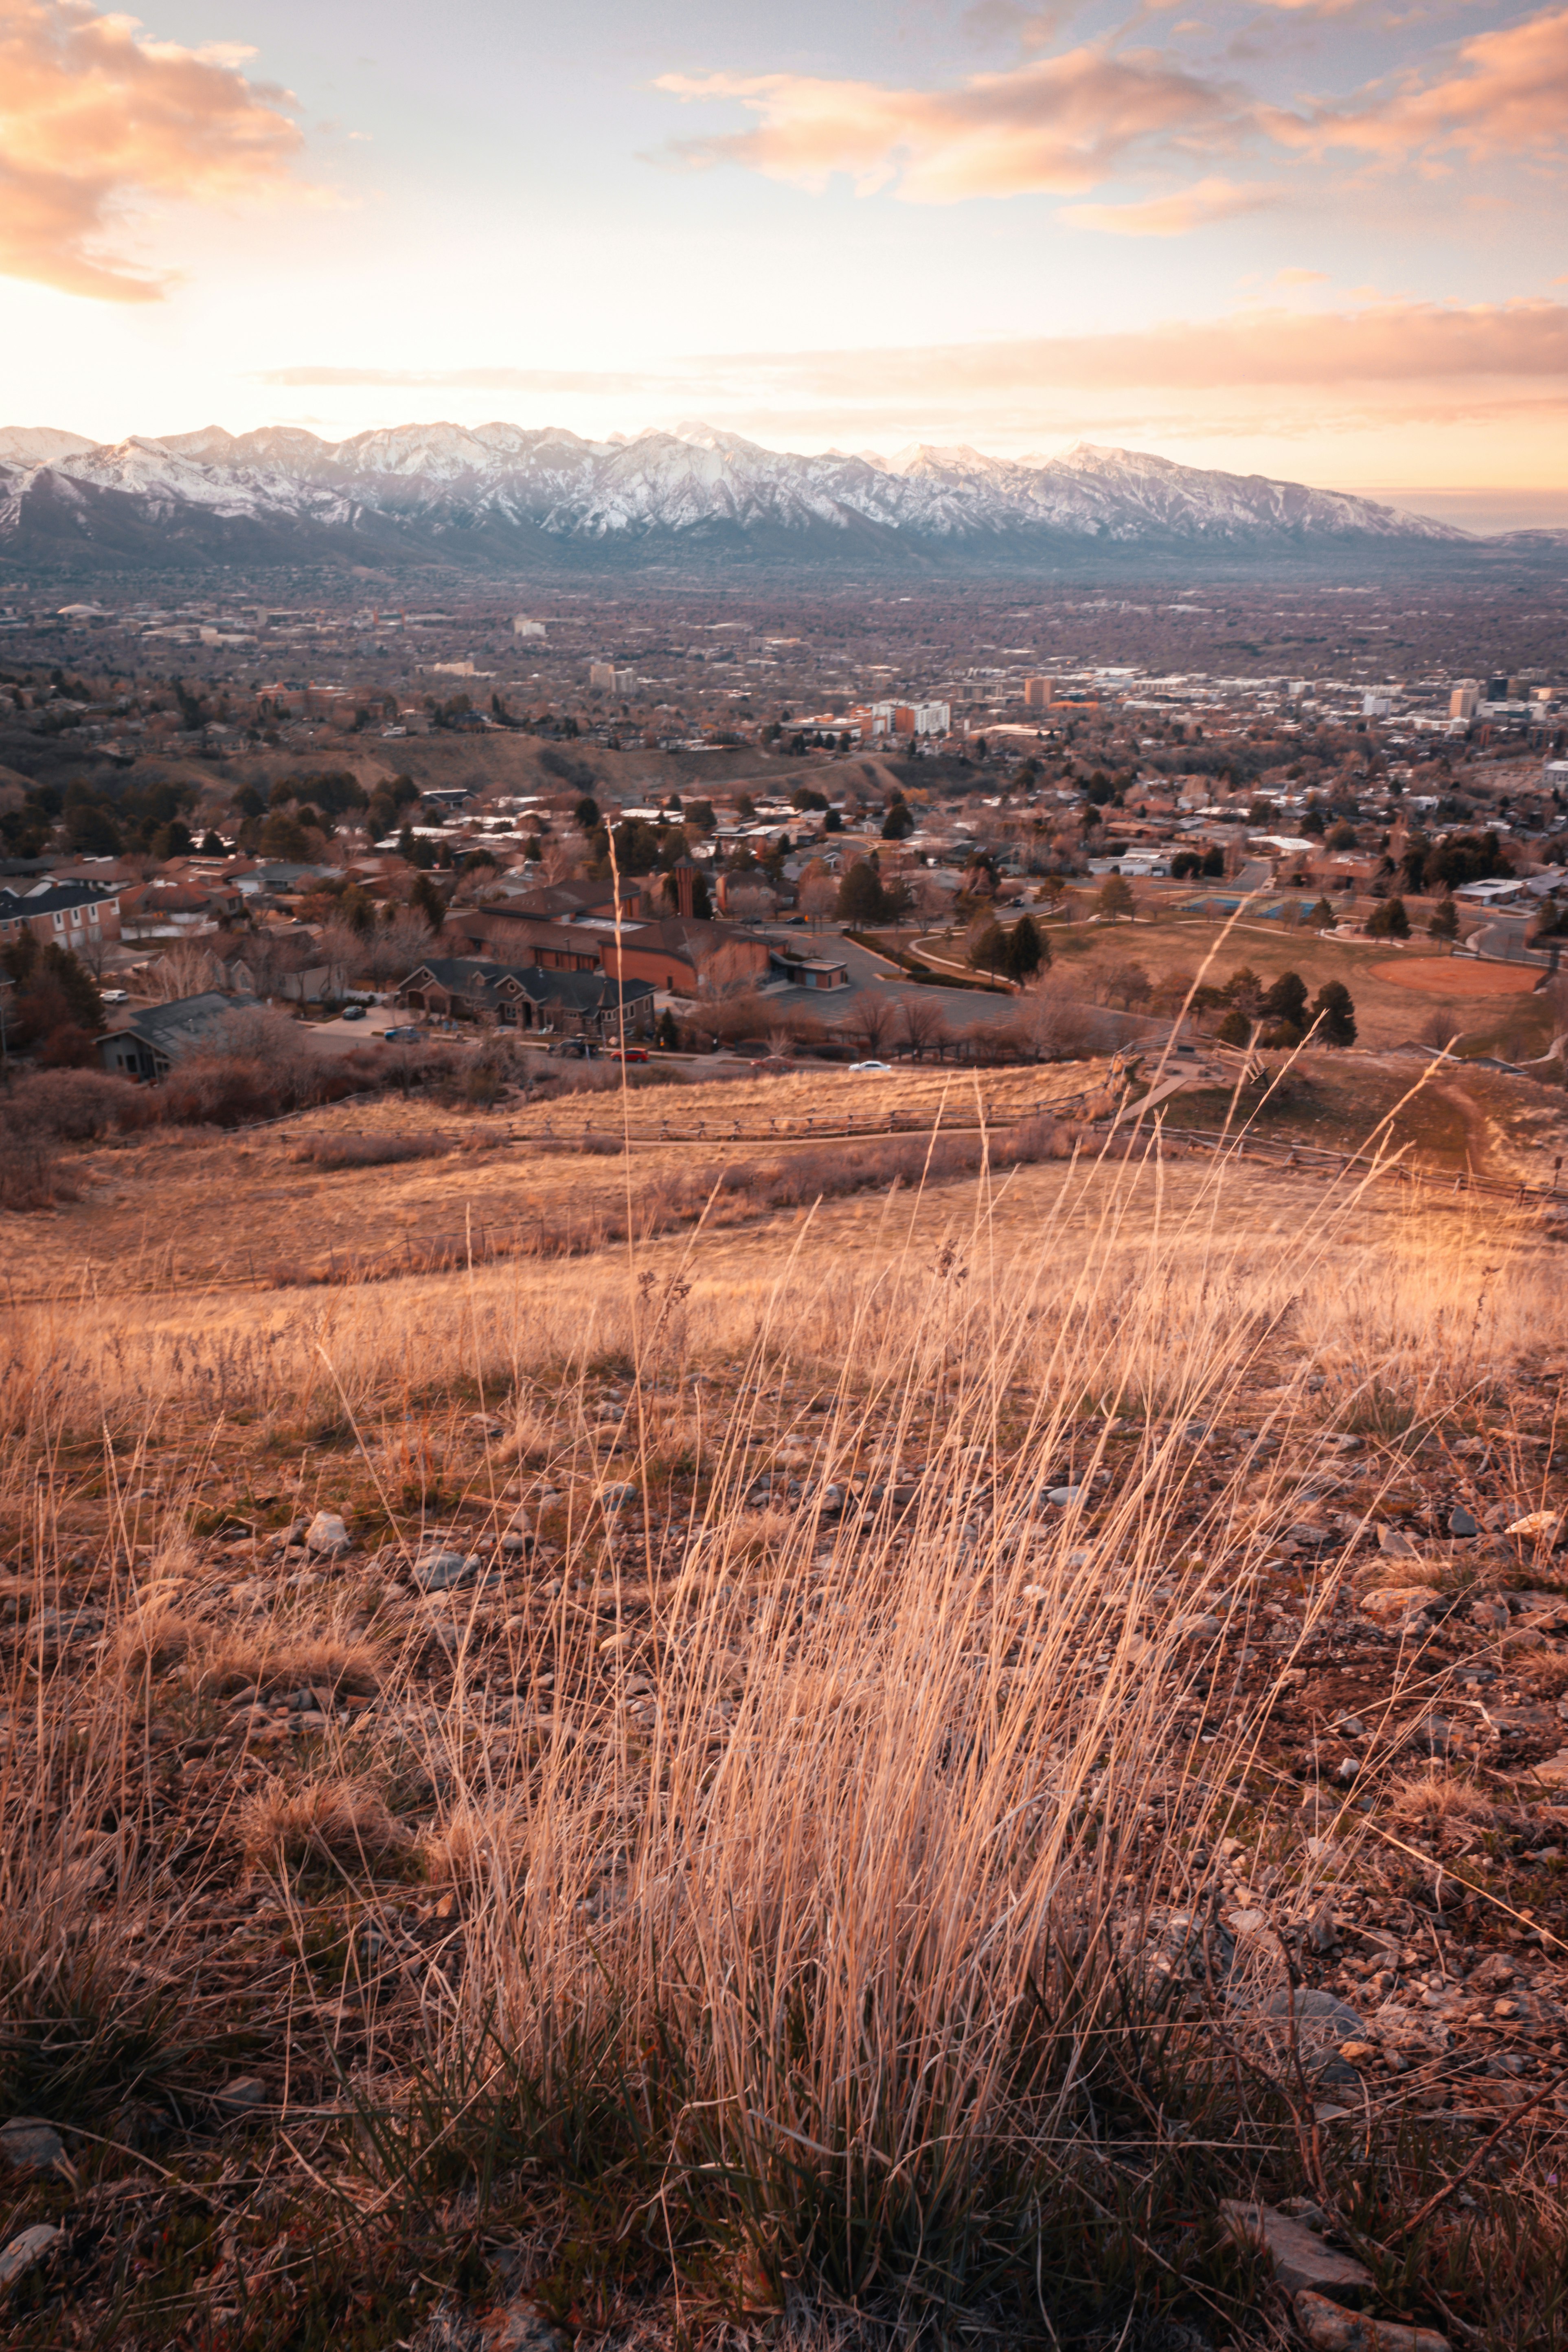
[1371,959,1544,998]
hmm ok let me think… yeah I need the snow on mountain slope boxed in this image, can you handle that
[0,417,1473,566]
[0,426,98,465]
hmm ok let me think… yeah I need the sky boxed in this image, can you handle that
[1,0,1566,522]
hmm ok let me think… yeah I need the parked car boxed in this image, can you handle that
[340,1005,367,1021]
[610,1046,649,1064]
[382,1023,423,1042]
[547,1038,596,1058]
[101,988,128,1004]
[849,1059,893,1073]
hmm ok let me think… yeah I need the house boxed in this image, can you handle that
[767,947,849,990]
[0,879,123,951]
[98,992,259,1080]
[224,933,333,1002]
[396,957,654,1038]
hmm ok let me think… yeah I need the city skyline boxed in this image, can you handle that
[1,0,1564,524]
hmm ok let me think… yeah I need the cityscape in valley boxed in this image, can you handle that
[7,0,1568,2344]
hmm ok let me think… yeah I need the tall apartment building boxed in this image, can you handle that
[513,617,546,638]
[589,661,636,694]
[1449,685,1479,720]
[1024,676,1055,709]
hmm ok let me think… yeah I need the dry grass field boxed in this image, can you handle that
[914,906,1561,1063]
[4,1083,1568,2351]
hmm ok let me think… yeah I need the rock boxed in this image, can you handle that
[1448,1505,1479,1538]
[0,2117,63,2171]
[414,1550,482,1593]
[1047,1485,1084,1505]
[1467,1953,1515,1992]
[1377,1525,1421,1558]
[0,2222,61,2292]
[214,2077,266,2115]
[1294,2290,1448,2352]
[481,2299,566,2352]
[1262,1989,1368,2087]
[1359,1587,1434,1624]
[305,1510,351,1557]
[1220,2203,1372,2300]
[599,1483,637,1513]
[1508,1510,1561,1540]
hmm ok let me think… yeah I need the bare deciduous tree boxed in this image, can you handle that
[896,993,949,1060]
[361,911,440,985]
[151,940,224,1001]
[844,992,900,1059]
[725,884,776,925]
[800,874,839,931]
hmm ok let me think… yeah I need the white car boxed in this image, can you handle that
[849,1059,893,1073]
[101,988,129,1003]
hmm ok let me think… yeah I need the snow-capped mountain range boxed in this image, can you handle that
[0,419,1472,573]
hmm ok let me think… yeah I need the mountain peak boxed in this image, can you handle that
[0,419,1475,565]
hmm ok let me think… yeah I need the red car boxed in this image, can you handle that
[611,1046,650,1064]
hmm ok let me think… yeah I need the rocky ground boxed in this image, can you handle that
[2,1197,1567,2349]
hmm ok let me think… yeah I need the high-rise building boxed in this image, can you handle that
[1450,685,1479,720]
[589,660,634,693]
[1024,676,1054,709]
[513,616,546,638]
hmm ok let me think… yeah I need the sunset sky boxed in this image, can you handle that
[1,0,1565,521]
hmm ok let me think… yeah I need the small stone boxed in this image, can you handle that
[214,2076,266,2115]
[1261,1989,1368,2087]
[1359,1587,1434,1624]
[481,2299,567,2352]
[1448,1505,1479,1538]
[1294,2289,1448,2352]
[0,2223,61,2292]
[305,1510,351,1557]
[1508,1511,1562,1540]
[0,2117,63,2171]
[1377,1525,1421,1558]
[414,1550,481,1592]
[1047,1485,1084,1505]
[1219,2203,1372,2300]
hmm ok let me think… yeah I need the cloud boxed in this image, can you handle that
[1273,4,1568,160]
[748,300,1568,396]
[260,366,671,395]
[652,49,1248,201]
[1273,266,1329,285]
[1061,174,1275,233]
[0,0,305,301]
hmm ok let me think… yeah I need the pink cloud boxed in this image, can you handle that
[0,0,306,301]
[653,49,1247,202]
[1273,4,1568,160]
[738,300,1568,395]
[1061,175,1276,234]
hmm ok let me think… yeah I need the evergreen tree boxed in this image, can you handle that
[1366,895,1410,939]
[1005,913,1046,981]
[1429,894,1459,941]
[969,919,1008,977]
[1096,873,1135,921]
[410,873,446,933]
[836,861,887,924]
[1311,980,1357,1045]
[1262,970,1308,1029]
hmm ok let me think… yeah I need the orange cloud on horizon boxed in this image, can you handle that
[0,0,306,301]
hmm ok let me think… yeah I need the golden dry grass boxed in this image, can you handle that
[2,1115,1567,2345]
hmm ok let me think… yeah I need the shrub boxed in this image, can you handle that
[5,1068,145,1140]
[288,1132,452,1169]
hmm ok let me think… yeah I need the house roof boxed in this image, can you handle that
[119,992,259,1058]
[0,879,122,919]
